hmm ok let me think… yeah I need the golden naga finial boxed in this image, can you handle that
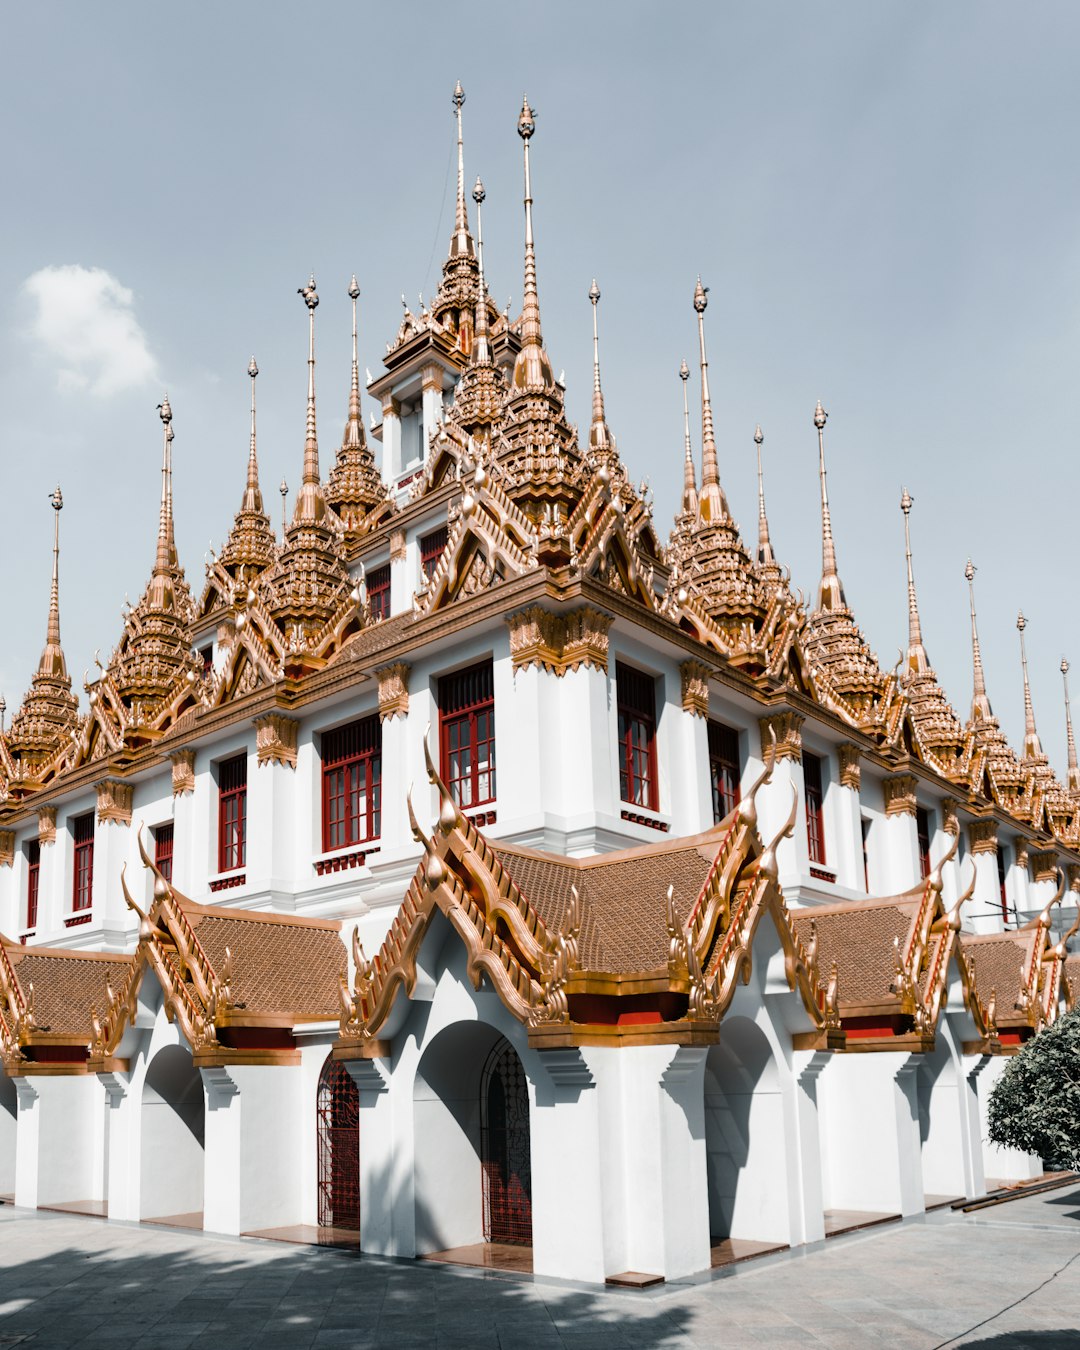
[758,784,799,882]
[692,278,727,524]
[737,723,776,831]
[899,487,929,677]
[965,559,993,721]
[1017,610,1043,761]
[814,399,845,613]
[679,360,698,519]
[423,722,460,835]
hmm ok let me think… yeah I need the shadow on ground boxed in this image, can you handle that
[954,1333,1080,1349]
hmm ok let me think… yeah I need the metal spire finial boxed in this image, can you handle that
[679,360,698,519]
[693,279,726,523]
[279,477,288,541]
[153,395,175,579]
[588,279,611,454]
[449,82,472,258]
[1062,658,1080,794]
[1017,610,1043,760]
[471,176,492,367]
[510,96,555,392]
[754,425,776,567]
[965,559,993,721]
[815,400,845,611]
[241,357,264,512]
[342,276,365,450]
[293,276,325,524]
[899,487,928,675]
[46,484,63,649]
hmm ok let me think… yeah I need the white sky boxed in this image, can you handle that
[1,2,1078,770]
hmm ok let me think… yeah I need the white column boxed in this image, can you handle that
[831,747,864,890]
[1026,851,1060,926]
[420,366,444,462]
[967,821,1004,934]
[13,1078,40,1209]
[381,398,401,483]
[790,1051,829,1244]
[668,664,711,836]
[93,809,131,941]
[100,1072,138,1221]
[15,1075,101,1209]
[880,777,921,892]
[918,1021,985,1201]
[757,715,806,888]
[345,1058,397,1255]
[496,660,544,833]
[247,720,302,895]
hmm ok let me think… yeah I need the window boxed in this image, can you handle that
[803,752,826,867]
[198,645,213,677]
[73,813,94,913]
[218,754,247,872]
[916,806,932,880]
[420,526,448,582]
[617,662,658,812]
[367,564,391,622]
[26,840,40,931]
[708,720,741,824]
[861,817,872,892]
[997,844,1009,923]
[439,661,496,809]
[322,717,382,851]
[155,822,174,884]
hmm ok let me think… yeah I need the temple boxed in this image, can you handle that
[0,88,1078,1285]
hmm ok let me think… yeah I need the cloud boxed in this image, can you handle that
[22,264,158,397]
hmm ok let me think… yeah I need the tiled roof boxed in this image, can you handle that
[490,837,717,974]
[792,897,919,1006]
[1063,954,1080,1007]
[5,945,132,1038]
[962,931,1034,1018]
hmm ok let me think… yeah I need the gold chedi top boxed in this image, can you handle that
[216,358,277,583]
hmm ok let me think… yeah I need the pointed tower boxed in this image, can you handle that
[1062,659,1080,796]
[218,358,277,583]
[965,560,993,722]
[899,488,929,676]
[753,425,784,592]
[814,401,845,612]
[447,176,506,440]
[586,280,616,467]
[263,279,354,650]
[679,361,698,521]
[326,278,390,536]
[693,280,727,524]
[1016,611,1045,762]
[7,485,79,766]
[429,81,482,356]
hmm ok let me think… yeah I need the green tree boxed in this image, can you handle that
[987,1007,1080,1168]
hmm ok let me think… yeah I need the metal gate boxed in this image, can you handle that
[316,1056,360,1230]
[480,1040,532,1245]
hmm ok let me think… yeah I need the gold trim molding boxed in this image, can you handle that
[170,750,196,797]
[507,606,612,677]
[679,661,711,718]
[883,774,918,818]
[255,714,298,769]
[390,528,407,562]
[758,712,804,764]
[968,819,998,855]
[96,779,133,826]
[0,831,13,867]
[942,798,960,837]
[38,806,57,847]
[1031,850,1059,884]
[377,663,411,722]
[837,744,861,791]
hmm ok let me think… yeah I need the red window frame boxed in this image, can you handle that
[617,662,658,812]
[155,822,175,884]
[26,840,40,931]
[420,526,448,582]
[916,806,932,880]
[997,844,1009,922]
[707,720,741,824]
[73,813,94,913]
[322,717,382,851]
[367,563,391,622]
[803,752,826,867]
[218,754,247,872]
[439,661,496,810]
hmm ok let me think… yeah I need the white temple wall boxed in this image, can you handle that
[917,1018,984,1201]
[762,754,808,891]
[663,674,712,838]
[14,1072,103,1209]
[0,1071,16,1196]
[296,1030,338,1229]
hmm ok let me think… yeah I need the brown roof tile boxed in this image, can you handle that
[792,898,919,1006]
[962,931,1035,1017]
[6,946,132,1038]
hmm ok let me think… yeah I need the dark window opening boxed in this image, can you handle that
[997,844,1009,923]
[916,806,933,880]
[803,752,826,867]
[73,813,94,913]
[366,564,391,622]
[861,817,871,892]
[708,721,741,824]
[26,840,40,931]
[154,822,175,884]
[420,526,449,582]
[617,662,658,812]
[198,645,213,677]
[218,754,248,872]
[439,661,496,809]
[322,716,382,851]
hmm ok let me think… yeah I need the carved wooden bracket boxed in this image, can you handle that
[837,744,861,791]
[389,528,407,562]
[1068,863,1080,894]
[0,831,13,868]
[377,663,411,722]
[1031,850,1059,884]
[679,661,711,719]
[941,798,960,836]
[255,714,298,769]
[968,818,998,855]
[170,749,196,797]
[96,779,133,826]
[758,712,804,763]
[37,806,57,846]
[507,606,612,676]
[883,774,918,817]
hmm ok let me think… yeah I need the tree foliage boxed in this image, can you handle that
[987,1007,1080,1167]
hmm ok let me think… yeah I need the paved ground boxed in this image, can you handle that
[2,1186,1080,1348]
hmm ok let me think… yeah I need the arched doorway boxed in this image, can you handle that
[140,1044,204,1224]
[704,1017,789,1252]
[317,1055,360,1231]
[480,1039,532,1246]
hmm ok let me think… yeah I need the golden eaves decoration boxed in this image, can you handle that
[96,779,133,827]
[758,712,804,764]
[170,749,196,797]
[883,774,918,818]
[37,807,56,847]
[507,605,612,677]
[377,663,411,722]
[254,713,298,769]
[0,832,13,868]
[837,744,861,791]
[679,661,711,718]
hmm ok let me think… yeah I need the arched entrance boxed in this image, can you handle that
[317,1055,360,1230]
[480,1039,532,1245]
[140,1044,204,1224]
[704,1017,790,1253]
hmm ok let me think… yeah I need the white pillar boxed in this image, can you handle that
[381,398,401,484]
[832,747,864,891]
[880,777,921,892]
[757,715,806,888]
[346,1058,398,1255]
[669,664,711,836]
[100,1071,138,1221]
[790,1051,829,1244]
[15,1074,102,1209]
[420,366,444,461]
[967,821,1004,934]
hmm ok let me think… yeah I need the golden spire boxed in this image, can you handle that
[342,276,364,450]
[243,357,264,513]
[511,96,555,391]
[1062,659,1080,794]
[449,82,473,259]
[293,276,325,524]
[1017,610,1043,760]
[754,425,776,567]
[40,484,65,675]
[588,280,613,456]
[148,395,176,608]
[814,400,845,611]
[279,477,288,540]
[693,279,727,523]
[679,360,698,518]
[472,176,491,364]
[965,560,993,721]
[900,487,929,675]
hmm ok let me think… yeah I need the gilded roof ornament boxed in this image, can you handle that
[679,360,698,520]
[1062,659,1080,796]
[587,279,615,464]
[814,400,844,612]
[693,279,727,524]
[966,559,993,722]
[899,488,929,676]
[326,275,389,535]
[1017,610,1044,762]
[449,81,472,261]
[212,357,276,586]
